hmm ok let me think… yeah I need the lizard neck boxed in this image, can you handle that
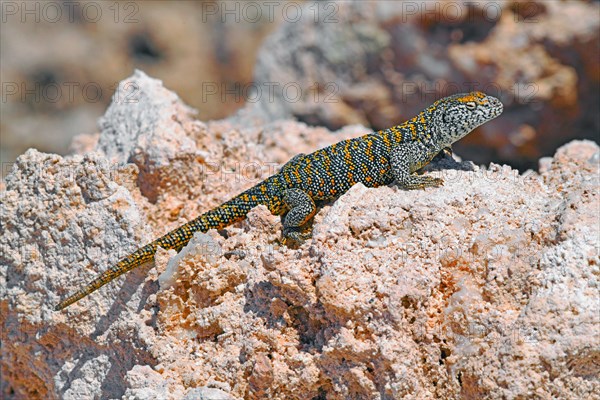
[378,107,447,154]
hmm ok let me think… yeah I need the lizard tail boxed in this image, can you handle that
[55,180,278,311]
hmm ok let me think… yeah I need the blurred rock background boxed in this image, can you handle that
[2,0,599,175]
[1,0,283,175]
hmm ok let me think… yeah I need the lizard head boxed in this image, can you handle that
[434,91,503,145]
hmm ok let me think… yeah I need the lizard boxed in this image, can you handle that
[55,91,503,311]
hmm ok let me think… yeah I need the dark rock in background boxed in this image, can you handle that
[250,1,599,170]
[2,0,598,173]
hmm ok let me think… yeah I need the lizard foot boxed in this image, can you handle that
[397,175,444,190]
[282,229,311,248]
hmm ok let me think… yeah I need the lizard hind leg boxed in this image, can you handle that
[281,188,316,246]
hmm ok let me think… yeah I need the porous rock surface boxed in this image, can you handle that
[1,72,599,399]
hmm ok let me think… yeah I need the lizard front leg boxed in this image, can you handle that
[281,188,316,246]
[390,143,444,189]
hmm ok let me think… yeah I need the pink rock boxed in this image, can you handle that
[1,72,598,400]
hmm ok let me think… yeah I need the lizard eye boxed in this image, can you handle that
[442,110,451,124]
[465,101,477,110]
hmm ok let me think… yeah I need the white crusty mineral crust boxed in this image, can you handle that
[2,72,598,399]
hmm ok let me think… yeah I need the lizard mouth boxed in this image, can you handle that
[488,97,504,117]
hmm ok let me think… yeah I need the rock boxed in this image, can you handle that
[183,387,237,400]
[249,0,599,170]
[2,1,278,166]
[5,1,598,175]
[1,73,598,399]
